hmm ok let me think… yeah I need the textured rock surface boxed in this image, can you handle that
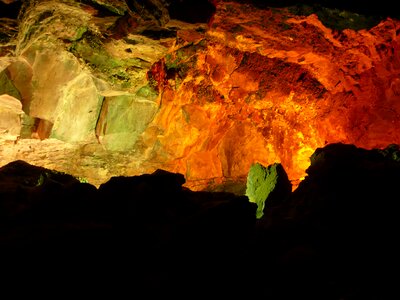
[144,1,400,189]
[96,91,158,150]
[246,162,291,218]
[0,94,24,137]
[0,0,400,191]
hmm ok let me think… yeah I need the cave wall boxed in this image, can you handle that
[1,0,400,190]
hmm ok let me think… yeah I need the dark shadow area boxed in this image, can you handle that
[236,0,399,30]
[81,0,124,17]
[0,143,399,298]
[167,0,216,23]
[0,1,22,19]
[140,28,177,39]
[244,0,399,17]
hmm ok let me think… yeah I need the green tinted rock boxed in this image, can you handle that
[50,72,103,143]
[0,70,21,100]
[246,162,291,219]
[96,92,158,151]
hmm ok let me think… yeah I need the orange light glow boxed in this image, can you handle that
[143,2,400,191]
[2,2,400,193]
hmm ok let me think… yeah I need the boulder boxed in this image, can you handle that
[96,91,158,150]
[0,94,23,137]
[246,162,292,218]
[50,72,103,143]
[0,65,20,100]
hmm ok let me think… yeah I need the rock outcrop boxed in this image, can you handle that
[0,0,400,192]
[1,143,398,298]
[0,94,24,137]
[246,162,291,218]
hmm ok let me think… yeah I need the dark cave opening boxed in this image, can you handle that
[244,0,400,18]
[0,1,22,19]
[167,0,216,24]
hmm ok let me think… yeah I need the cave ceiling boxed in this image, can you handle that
[1,0,399,192]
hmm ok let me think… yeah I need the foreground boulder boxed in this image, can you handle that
[254,143,400,299]
[0,159,256,297]
[246,162,292,218]
[1,143,399,298]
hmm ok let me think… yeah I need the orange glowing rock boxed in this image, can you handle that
[1,1,400,192]
[144,2,400,190]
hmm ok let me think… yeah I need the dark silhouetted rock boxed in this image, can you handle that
[280,143,400,299]
[0,161,112,280]
[1,143,399,299]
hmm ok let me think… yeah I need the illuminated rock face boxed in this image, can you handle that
[0,94,24,137]
[144,2,400,189]
[0,0,400,191]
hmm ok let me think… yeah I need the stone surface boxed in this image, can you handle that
[6,57,33,112]
[0,67,20,99]
[0,0,400,192]
[51,72,103,143]
[246,162,291,218]
[96,91,158,150]
[0,94,23,137]
[29,49,83,123]
[144,1,400,189]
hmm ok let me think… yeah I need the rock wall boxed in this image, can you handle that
[1,0,400,191]
[145,1,400,189]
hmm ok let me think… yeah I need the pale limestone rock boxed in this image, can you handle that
[102,35,168,93]
[16,1,93,55]
[29,49,82,122]
[51,72,103,143]
[0,94,23,137]
[6,57,33,113]
[0,0,170,185]
[96,92,158,151]
[0,62,20,100]
[0,58,12,71]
